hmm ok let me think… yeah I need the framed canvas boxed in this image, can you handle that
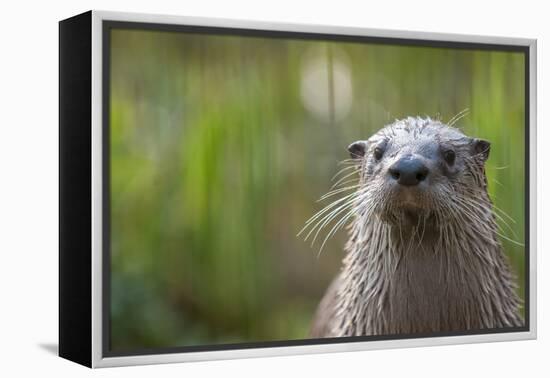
[59,10,537,368]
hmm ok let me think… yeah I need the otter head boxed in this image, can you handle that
[348,117,491,226]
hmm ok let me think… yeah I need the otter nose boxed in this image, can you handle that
[388,156,429,186]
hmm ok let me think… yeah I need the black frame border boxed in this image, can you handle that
[59,11,93,367]
[101,20,531,358]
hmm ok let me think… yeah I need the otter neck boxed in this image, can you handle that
[333,210,522,336]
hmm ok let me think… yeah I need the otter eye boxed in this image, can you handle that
[443,149,456,165]
[374,147,384,161]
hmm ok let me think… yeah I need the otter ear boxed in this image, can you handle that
[472,138,491,162]
[348,140,369,159]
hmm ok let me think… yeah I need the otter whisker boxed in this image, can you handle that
[448,197,491,230]
[309,201,359,247]
[318,189,373,239]
[304,192,367,244]
[318,184,362,202]
[452,195,519,239]
[491,178,504,187]
[495,233,525,247]
[330,178,360,190]
[331,165,359,181]
[488,165,510,170]
[490,204,517,224]
[463,186,518,225]
[447,108,470,127]
[331,170,360,189]
[317,202,361,257]
[337,158,362,166]
[450,197,523,246]
[300,191,360,229]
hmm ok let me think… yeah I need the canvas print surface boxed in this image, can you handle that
[106,26,527,354]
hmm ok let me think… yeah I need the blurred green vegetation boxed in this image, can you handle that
[109,28,525,352]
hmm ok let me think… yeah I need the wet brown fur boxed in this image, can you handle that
[309,117,523,337]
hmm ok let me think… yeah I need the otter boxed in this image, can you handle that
[307,116,523,337]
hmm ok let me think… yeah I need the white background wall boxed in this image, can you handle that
[0,0,547,376]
